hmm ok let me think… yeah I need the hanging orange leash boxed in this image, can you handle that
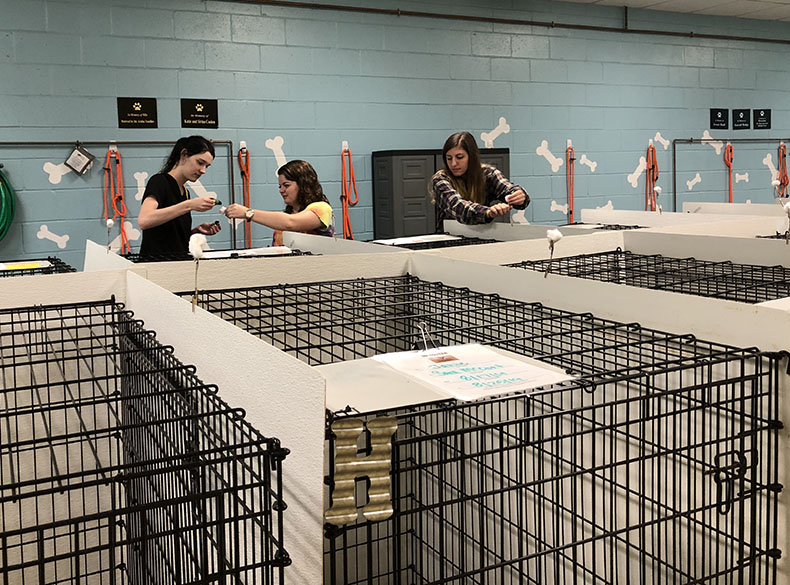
[566,143,575,223]
[777,142,788,198]
[103,148,130,254]
[645,143,658,211]
[723,143,734,203]
[238,146,252,248]
[341,144,359,239]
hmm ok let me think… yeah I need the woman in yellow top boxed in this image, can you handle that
[224,160,334,245]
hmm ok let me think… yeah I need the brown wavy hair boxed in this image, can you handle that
[440,132,485,204]
[278,160,329,213]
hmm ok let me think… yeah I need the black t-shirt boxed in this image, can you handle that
[139,173,192,256]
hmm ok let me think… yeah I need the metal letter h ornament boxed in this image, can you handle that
[325,417,398,525]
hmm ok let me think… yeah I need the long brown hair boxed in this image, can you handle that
[441,132,485,204]
[277,160,328,213]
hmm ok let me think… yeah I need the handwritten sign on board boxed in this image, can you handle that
[373,344,574,401]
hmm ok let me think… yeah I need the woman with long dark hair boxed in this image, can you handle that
[137,135,221,255]
[224,159,334,246]
[431,131,529,231]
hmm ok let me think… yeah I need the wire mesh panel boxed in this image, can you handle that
[0,257,76,277]
[507,248,790,304]
[182,274,782,584]
[0,300,290,585]
[325,352,780,584]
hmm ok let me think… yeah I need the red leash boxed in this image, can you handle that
[645,143,658,211]
[238,146,252,247]
[723,143,734,203]
[341,145,358,239]
[777,142,788,198]
[103,148,129,253]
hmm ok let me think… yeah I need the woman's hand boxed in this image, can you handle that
[195,222,221,235]
[486,202,512,219]
[504,189,527,206]
[223,203,248,220]
[190,196,218,212]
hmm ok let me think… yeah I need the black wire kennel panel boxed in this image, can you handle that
[507,249,790,304]
[0,257,76,277]
[185,275,753,383]
[325,348,781,585]
[0,300,289,585]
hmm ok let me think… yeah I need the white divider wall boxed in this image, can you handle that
[419,230,625,264]
[682,201,786,216]
[284,232,406,255]
[83,240,134,271]
[0,269,126,308]
[132,251,411,291]
[442,220,600,241]
[124,272,326,584]
[622,231,790,267]
[580,208,786,233]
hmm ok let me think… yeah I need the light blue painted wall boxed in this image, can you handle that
[1,0,789,267]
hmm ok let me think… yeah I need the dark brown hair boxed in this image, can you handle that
[278,160,329,213]
[441,131,485,204]
[161,136,214,173]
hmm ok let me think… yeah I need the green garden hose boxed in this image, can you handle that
[0,167,15,242]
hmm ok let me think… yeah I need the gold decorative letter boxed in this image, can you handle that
[325,417,398,525]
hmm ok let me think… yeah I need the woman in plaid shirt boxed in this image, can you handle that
[431,131,529,232]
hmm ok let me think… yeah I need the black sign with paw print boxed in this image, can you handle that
[181,98,218,128]
[117,97,158,128]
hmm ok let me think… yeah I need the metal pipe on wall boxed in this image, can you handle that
[672,137,790,211]
[0,139,238,250]
[225,0,790,46]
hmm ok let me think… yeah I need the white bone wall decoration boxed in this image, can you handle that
[627,157,647,188]
[701,131,724,155]
[481,117,510,148]
[686,173,702,191]
[579,154,597,172]
[654,132,670,150]
[37,225,69,249]
[134,171,149,201]
[109,221,141,252]
[550,200,569,214]
[185,178,218,201]
[596,201,614,211]
[536,140,563,172]
[762,153,779,182]
[736,172,749,184]
[43,162,72,184]
[265,136,287,173]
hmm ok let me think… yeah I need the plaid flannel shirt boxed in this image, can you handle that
[431,165,528,231]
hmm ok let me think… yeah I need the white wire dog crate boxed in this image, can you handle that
[183,275,782,584]
[0,299,290,584]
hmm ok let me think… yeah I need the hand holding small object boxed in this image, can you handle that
[486,203,511,219]
[223,203,249,220]
[191,196,218,212]
[504,190,526,206]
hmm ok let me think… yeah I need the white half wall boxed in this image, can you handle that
[682,201,785,216]
[284,232,406,254]
[83,239,134,271]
